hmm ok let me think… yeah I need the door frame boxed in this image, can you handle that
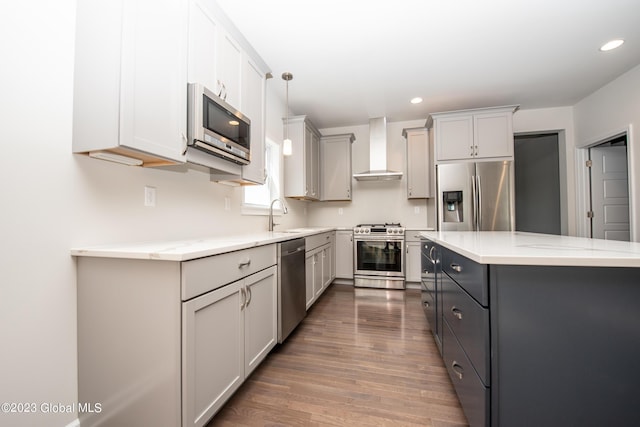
[514,130,568,235]
[575,125,634,239]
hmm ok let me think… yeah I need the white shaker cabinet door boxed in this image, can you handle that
[239,57,267,184]
[182,280,244,427]
[435,115,474,161]
[404,128,431,198]
[335,231,354,279]
[244,266,277,376]
[473,111,514,159]
[119,0,187,162]
[305,252,315,309]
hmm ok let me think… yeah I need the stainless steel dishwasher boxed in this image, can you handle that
[277,238,306,343]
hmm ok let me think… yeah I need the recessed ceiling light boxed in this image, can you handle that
[600,39,624,52]
[410,97,423,104]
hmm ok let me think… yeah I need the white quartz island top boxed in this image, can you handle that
[71,227,335,261]
[421,231,640,268]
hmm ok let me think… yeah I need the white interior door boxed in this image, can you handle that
[590,145,630,241]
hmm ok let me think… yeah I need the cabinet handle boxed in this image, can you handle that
[470,145,474,156]
[474,145,478,156]
[406,244,409,254]
[238,259,251,269]
[451,361,464,380]
[451,306,463,320]
[217,80,223,97]
[450,263,462,273]
[240,287,246,310]
[245,285,252,307]
[423,301,430,308]
[428,246,436,261]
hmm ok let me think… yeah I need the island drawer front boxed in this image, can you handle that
[442,272,490,385]
[443,320,489,427]
[181,244,276,301]
[421,287,436,332]
[441,246,488,306]
[421,252,436,293]
[306,231,334,252]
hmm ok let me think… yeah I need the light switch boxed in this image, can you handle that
[414,206,420,214]
[338,208,344,215]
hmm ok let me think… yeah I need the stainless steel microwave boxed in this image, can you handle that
[187,83,251,165]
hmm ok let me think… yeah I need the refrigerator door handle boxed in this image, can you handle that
[477,175,482,230]
[471,174,477,231]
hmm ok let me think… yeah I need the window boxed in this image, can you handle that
[243,139,282,214]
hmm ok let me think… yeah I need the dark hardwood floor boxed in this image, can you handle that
[208,284,469,426]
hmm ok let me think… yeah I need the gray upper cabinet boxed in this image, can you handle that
[321,133,355,201]
[188,0,268,185]
[284,115,322,200]
[431,105,518,163]
[403,127,432,199]
[73,0,188,167]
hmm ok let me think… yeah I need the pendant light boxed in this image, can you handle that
[282,72,293,156]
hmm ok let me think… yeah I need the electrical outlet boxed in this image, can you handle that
[224,197,231,211]
[414,206,420,214]
[144,186,156,207]
[338,208,344,215]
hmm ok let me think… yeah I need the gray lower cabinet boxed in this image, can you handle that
[305,231,335,309]
[421,239,441,354]
[442,319,489,427]
[439,246,490,427]
[425,239,640,427]
[182,265,277,427]
[77,244,277,427]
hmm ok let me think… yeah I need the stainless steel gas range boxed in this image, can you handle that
[353,223,405,289]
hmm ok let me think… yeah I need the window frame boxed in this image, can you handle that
[241,138,284,216]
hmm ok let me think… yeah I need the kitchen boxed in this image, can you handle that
[2,1,640,427]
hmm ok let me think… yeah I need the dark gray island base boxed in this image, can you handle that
[491,265,640,426]
[421,235,640,427]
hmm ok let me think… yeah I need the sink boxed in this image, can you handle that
[279,230,302,234]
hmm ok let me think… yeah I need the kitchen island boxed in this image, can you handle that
[421,231,640,427]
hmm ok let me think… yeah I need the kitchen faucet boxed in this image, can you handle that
[269,198,288,231]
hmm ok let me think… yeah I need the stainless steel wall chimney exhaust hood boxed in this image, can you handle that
[353,117,402,181]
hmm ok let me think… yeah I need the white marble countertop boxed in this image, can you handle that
[421,231,640,267]
[71,227,336,262]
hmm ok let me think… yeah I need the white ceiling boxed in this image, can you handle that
[216,0,640,129]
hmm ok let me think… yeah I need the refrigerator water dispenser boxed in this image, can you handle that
[443,191,463,222]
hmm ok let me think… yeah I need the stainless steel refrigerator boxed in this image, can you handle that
[437,161,515,231]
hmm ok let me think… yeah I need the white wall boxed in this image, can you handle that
[307,119,436,229]
[0,2,303,426]
[573,64,640,241]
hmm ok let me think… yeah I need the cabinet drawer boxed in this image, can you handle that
[441,246,488,306]
[181,244,276,301]
[442,273,490,385]
[306,231,334,252]
[421,288,436,333]
[443,320,489,427]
